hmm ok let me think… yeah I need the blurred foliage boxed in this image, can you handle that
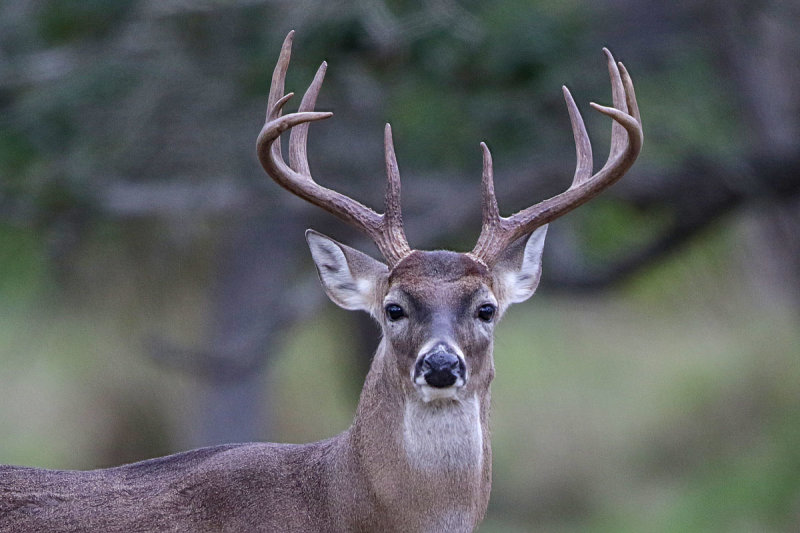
[0,0,744,199]
[571,199,673,267]
[36,0,135,45]
[0,225,49,304]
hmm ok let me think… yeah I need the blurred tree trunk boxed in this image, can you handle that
[716,0,800,314]
[151,210,319,446]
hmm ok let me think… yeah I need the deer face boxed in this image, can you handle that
[306,225,547,403]
[382,250,493,402]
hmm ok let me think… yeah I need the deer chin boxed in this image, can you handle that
[413,379,466,403]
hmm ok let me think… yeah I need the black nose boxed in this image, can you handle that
[418,351,463,388]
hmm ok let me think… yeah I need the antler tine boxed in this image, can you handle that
[266,31,294,163]
[563,86,593,187]
[471,48,643,266]
[468,143,501,266]
[603,48,628,168]
[383,124,401,223]
[256,32,412,267]
[479,142,501,225]
[618,61,641,132]
[288,61,327,176]
[382,124,413,262]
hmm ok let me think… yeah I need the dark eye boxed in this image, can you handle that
[385,304,405,321]
[477,304,496,322]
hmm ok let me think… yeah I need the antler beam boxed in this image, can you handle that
[471,48,643,266]
[256,31,412,267]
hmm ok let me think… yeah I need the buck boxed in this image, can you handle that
[0,31,641,532]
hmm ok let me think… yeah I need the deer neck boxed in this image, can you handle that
[344,339,492,527]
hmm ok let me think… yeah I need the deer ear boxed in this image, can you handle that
[306,229,388,313]
[493,224,548,306]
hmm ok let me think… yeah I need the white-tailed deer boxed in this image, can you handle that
[0,31,641,532]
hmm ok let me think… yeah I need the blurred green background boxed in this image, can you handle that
[1,1,799,531]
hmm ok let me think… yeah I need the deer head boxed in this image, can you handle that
[256,31,642,408]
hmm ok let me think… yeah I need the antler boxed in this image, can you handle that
[471,48,643,266]
[256,31,412,267]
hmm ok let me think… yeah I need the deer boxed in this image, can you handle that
[0,31,641,533]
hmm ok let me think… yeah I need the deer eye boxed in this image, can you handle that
[477,304,496,322]
[385,304,405,321]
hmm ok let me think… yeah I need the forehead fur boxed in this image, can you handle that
[389,250,490,287]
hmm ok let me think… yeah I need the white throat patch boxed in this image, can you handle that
[402,395,483,472]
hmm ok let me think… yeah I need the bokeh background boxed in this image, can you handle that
[1,1,799,531]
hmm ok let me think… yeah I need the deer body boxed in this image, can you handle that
[0,31,641,533]
[1,412,482,533]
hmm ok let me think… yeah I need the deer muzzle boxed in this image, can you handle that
[415,348,466,389]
